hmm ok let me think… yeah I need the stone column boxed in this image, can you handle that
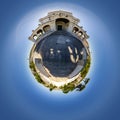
[50,20,56,31]
[67,22,74,33]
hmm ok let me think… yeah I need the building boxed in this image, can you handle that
[28,10,91,91]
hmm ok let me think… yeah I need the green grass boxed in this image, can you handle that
[29,61,44,84]
[80,56,91,79]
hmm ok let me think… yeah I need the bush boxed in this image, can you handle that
[49,84,56,91]
[29,61,36,72]
[29,61,45,84]
[84,78,90,84]
[60,83,75,93]
[80,56,91,78]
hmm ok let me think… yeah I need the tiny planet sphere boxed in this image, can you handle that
[28,11,91,93]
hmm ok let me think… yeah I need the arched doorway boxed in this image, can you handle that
[56,18,69,31]
[43,25,51,32]
[37,29,43,35]
[72,27,79,33]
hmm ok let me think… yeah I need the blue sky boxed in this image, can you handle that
[0,0,120,120]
